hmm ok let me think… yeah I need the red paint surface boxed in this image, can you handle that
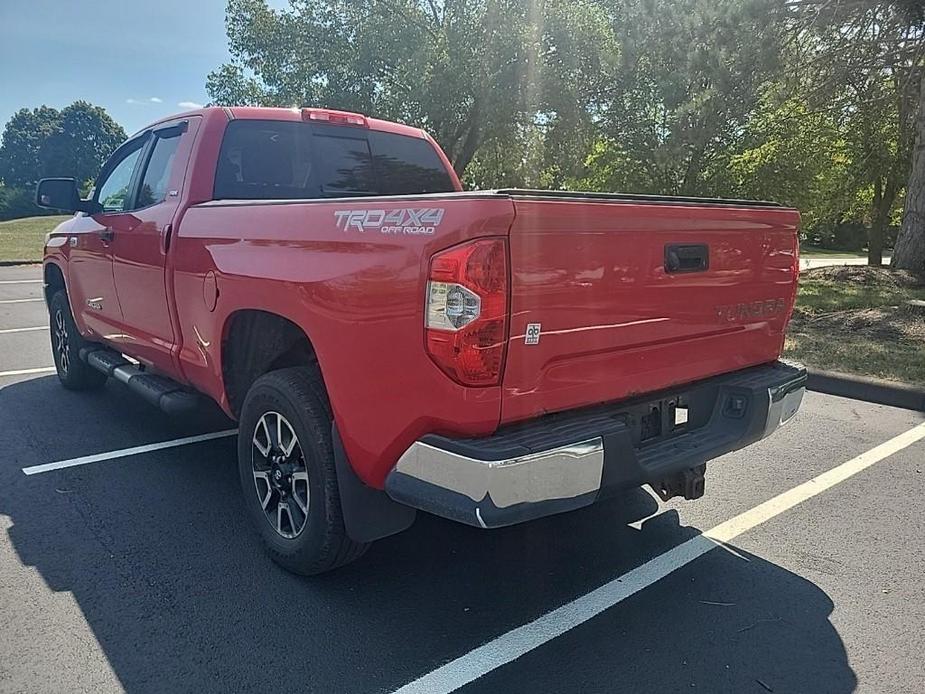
[45,107,799,489]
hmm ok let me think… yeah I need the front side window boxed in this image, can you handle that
[96,141,144,213]
[137,134,181,208]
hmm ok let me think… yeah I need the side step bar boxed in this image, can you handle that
[79,347,200,415]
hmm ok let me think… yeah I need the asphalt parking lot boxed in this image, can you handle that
[1,264,924,694]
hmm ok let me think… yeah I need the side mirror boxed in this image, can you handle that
[35,178,100,214]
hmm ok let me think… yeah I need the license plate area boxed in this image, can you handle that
[639,396,690,445]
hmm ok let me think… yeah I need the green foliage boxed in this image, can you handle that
[0,184,49,221]
[586,0,787,196]
[208,0,617,175]
[39,101,126,188]
[0,101,125,191]
[0,106,61,188]
[204,1,924,256]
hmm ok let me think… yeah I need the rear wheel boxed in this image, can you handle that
[237,367,368,575]
[49,290,106,391]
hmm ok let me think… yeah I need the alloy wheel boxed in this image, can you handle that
[54,309,69,375]
[252,411,310,539]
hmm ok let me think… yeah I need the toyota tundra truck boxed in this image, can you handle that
[37,106,805,575]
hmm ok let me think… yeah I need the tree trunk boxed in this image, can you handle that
[869,179,885,266]
[451,98,482,178]
[870,174,901,266]
[892,73,925,272]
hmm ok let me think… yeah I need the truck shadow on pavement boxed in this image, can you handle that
[0,377,856,693]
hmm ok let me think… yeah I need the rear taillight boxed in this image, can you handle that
[426,238,509,387]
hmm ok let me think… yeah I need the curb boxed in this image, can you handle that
[807,369,925,412]
[0,260,42,267]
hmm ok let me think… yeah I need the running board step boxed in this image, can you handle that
[80,347,200,415]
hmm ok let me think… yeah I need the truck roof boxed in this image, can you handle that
[139,106,428,140]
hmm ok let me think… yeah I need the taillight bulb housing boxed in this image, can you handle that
[425,238,509,387]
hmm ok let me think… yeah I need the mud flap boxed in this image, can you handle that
[332,424,416,543]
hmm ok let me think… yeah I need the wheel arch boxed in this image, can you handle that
[43,262,67,308]
[220,309,324,419]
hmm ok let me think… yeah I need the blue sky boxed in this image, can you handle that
[0,0,246,136]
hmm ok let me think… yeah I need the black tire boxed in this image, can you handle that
[49,290,107,391]
[237,366,368,575]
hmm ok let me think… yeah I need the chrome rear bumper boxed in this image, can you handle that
[385,361,806,528]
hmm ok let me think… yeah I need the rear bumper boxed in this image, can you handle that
[385,360,806,528]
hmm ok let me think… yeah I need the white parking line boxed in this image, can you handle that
[0,279,43,284]
[0,366,56,378]
[0,326,47,335]
[391,420,925,694]
[0,298,43,304]
[22,429,238,475]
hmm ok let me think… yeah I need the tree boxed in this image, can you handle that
[784,0,924,266]
[720,90,852,225]
[0,101,126,190]
[894,78,925,270]
[0,106,61,187]
[207,0,616,177]
[575,0,786,196]
[39,101,126,188]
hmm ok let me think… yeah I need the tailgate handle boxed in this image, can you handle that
[665,244,709,274]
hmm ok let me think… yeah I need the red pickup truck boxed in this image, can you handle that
[38,106,805,574]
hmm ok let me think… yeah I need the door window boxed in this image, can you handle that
[96,141,145,213]
[137,133,181,208]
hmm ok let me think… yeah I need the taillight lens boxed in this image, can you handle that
[426,238,509,387]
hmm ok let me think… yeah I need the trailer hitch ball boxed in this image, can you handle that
[650,464,707,502]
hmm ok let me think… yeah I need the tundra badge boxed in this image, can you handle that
[715,298,786,322]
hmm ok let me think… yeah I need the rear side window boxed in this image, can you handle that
[213,120,454,200]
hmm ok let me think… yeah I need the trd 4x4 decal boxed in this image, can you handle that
[334,208,445,235]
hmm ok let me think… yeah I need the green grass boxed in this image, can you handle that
[795,277,925,314]
[799,245,867,259]
[0,215,70,261]
[783,271,925,385]
[785,331,925,385]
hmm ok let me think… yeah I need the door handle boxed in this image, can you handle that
[99,227,114,243]
[665,244,709,273]
[162,223,173,253]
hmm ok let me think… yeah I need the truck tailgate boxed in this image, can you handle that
[501,193,800,423]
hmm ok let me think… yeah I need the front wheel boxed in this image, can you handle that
[49,290,107,391]
[237,367,368,575]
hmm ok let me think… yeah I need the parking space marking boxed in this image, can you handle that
[22,429,238,475]
[392,420,925,694]
[0,279,43,284]
[0,326,47,334]
[0,366,56,378]
[0,298,43,304]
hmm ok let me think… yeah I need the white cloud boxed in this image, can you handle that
[149,97,163,103]
[126,98,140,104]
[178,101,204,109]
[126,97,163,105]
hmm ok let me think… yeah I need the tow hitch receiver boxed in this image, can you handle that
[650,464,706,501]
